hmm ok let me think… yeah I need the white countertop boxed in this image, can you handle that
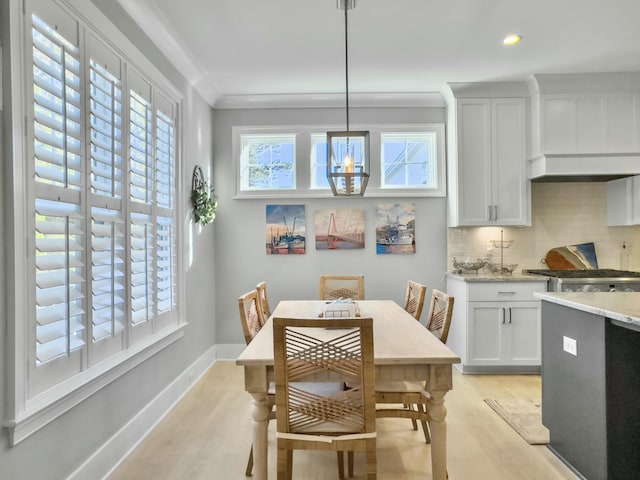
[535,292,640,326]
[446,272,549,283]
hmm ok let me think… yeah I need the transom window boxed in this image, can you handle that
[240,134,296,190]
[381,132,438,188]
[235,125,445,198]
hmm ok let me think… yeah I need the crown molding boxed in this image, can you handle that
[213,92,445,109]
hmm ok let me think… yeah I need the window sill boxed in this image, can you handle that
[234,188,446,199]
[4,323,186,446]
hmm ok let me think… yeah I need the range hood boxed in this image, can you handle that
[527,73,640,182]
[528,153,640,182]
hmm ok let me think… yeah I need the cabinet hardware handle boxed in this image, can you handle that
[500,307,505,324]
[493,205,498,221]
[508,307,512,324]
[488,205,493,221]
[497,291,516,294]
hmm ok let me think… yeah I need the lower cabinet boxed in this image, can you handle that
[446,276,546,373]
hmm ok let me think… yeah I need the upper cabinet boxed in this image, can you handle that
[527,73,640,180]
[607,175,640,226]
[443,83,530,227]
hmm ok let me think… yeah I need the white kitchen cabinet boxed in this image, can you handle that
[607,175,640,226]
[444,84,530,226]
[528,74,640,156]
[446,276,546,373]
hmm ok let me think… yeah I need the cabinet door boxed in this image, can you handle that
[467,302,505,365]
[468,301,541,366]
[456,99,493,225]
[492,99,528,225]
[607,175,640,226]
[504,301,541,365]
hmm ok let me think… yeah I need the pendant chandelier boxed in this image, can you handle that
[327,0,370,196]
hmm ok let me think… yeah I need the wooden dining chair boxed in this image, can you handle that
[375,289,455,443]
[404,280,427,321]
[426,289,455,343]
[256,280,272,319]
[238,289,266,345]
[273,316,377,480]
[319,275,365,301]
[238,289,272,476]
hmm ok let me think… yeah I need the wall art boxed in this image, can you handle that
[266,204,306,254]
[375,203,415,254]
[315,208,365,250]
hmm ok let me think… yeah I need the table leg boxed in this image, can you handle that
[251,392,272,480]
[428,390,448,480]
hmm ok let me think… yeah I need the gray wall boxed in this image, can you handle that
[0,1,216,478]
[213,107,448,345]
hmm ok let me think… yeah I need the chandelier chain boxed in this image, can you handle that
[344,3,349,132]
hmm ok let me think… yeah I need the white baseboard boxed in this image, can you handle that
[216,343,246,359]
[67,345,217,480]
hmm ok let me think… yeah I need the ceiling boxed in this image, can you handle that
[118,0,640,108]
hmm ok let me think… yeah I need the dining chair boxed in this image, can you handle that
[238,289,272,476]
[319,274,365,301]
[273,316,377,480]
[426,289,455,343]
[256,280,272,319]
[404,280,427,321]
[239,292,350,478]
[375,289,455,443]
[238,289,266,345]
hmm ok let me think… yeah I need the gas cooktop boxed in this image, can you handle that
[524,269,640,279]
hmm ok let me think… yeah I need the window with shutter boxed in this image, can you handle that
[7,1,185,444]
[88,49,126,358]
[155,109,176,317]
[32,14,86,368]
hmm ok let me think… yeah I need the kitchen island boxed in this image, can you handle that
[536,292,640,480]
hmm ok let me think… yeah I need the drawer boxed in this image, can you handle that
[467,282,546,302]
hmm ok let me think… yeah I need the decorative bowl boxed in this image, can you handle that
[487,263,518,275]
[452,257,489,273]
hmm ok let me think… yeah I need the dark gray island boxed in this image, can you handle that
[536,292,640,480]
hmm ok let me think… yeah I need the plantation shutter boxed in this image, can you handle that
[88,37,126,352]
[130,212,154,326]
[128,72,155,337]
[155,102,176,316]
[129,88,153,204]
[32,13,86,366]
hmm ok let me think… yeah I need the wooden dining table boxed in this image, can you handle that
[236,299,461,480]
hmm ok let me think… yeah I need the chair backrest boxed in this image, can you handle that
[319,275,365,301]
[404,280,427,321]
[273,316,375,436]
[425,289,455,343]
[238,289,266,345]
[255,281,271,319]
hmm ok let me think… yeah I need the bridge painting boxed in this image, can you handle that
[315,208,365,250]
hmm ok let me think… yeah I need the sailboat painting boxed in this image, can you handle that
[315,208,365,250]
[375,203,416,254]
[265,205,306,255]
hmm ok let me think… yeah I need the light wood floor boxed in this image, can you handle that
[108,362,578,480]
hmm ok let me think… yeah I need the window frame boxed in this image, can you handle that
[5,0,185,446]
[233,124,446,199]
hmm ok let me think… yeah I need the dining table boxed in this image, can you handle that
[236,299,461,480]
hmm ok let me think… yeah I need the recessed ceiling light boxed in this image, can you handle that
[503,34,522,46]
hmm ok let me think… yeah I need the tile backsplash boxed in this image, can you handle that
[447,182,640,272]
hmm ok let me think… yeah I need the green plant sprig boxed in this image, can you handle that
[191,182,218,225]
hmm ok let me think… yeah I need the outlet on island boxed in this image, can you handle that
[563,335,577,356]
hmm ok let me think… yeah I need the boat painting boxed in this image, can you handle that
[315,208,365,250]
[265,205,306,255]
[376,203,415,254]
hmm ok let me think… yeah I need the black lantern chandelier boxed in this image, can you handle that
[327,0,370,196]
